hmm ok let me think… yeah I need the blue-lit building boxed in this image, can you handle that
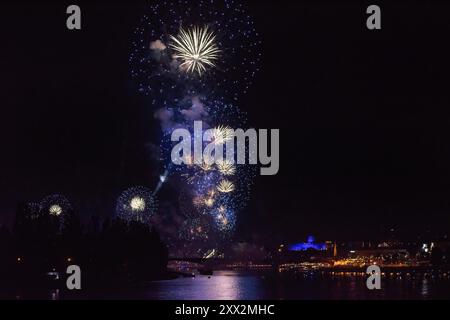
[288,236,327,252]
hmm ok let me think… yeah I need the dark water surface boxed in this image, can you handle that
[4,270,450,300]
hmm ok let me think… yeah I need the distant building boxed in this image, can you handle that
[288,236,327,252]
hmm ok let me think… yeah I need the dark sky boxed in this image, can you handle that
[2,1,450,242]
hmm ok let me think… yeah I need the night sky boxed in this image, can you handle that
[2,1,450,243]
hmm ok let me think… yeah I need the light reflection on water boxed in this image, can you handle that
[146,271,262,300]
[142,271,450,300]
[6,270,450,300]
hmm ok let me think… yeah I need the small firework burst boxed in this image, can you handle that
[216,159,236,176]
[183,154,194,166]
[41,195,72,217]
[217,180,235,193]
[116,187,158,224]
[49,204,63,216]
[130,0,261,103]
[169,26,221,76]
[192,195,204,207]
[199,162,213,171]
[207,189,217,198]
[216,213,230,229]
[40,194,73,230]
[204,197,215,208]
[211,125,234,145]
[212,206,236,233]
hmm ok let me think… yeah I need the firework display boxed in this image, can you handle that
[217,179,236,193]
[158,99,257,242]
[130,0,261,105]
[130,0,260,245]
[116,187,158,224]
[169,26,221,76]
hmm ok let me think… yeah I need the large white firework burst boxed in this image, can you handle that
[169,26,221,76]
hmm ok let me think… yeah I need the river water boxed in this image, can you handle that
[5,270,450,300]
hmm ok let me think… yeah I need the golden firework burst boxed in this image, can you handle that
[216,159,236,176]
[217,180,235,193]
[204,198,215,208]
[211,125,234,145]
